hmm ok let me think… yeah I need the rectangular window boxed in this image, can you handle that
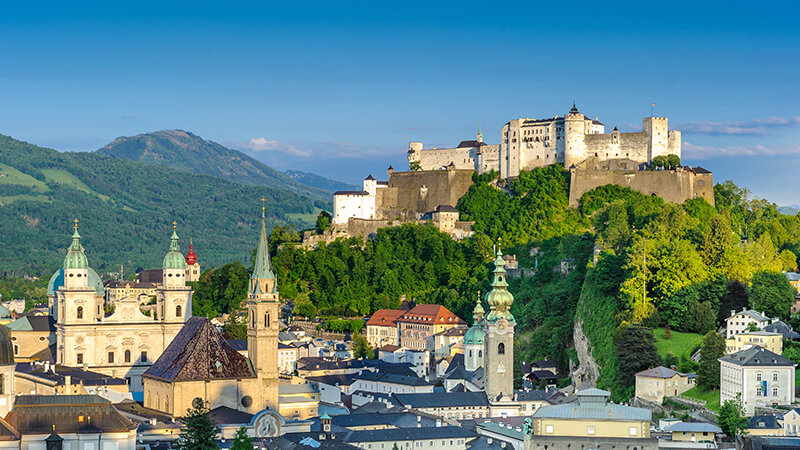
[587,425,595,435]
[774,373,779,381]
[108,352,114,363]
[141,351,148,362]
[757,373,762,381]
[77,353,83,364]
[545,425,553,434]
[630,427,638,436]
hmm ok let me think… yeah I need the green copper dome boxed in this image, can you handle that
[163,227,187,270]
[64,227,89,269]
[485,247,515,323]
[47,267,104,295]
[464,325,485,345]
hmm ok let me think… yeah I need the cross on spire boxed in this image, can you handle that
[74,218,79,230]
[173,221,177,230]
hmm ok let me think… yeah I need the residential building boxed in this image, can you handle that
[782,408,800,436]
[305,373,357,405]
[365,309,405,348]
[349,371,434,395]
[725,309,774,338]
[764,320,800,340]
[719,346,797,415]
[529,388,654,447]
[428,327,466,359]
[377,345,429,378]
[278,342,299,374]
[394,391,491,420]
[664,422,721,444]
[726,331,783,354]
[7,315,54,361]
[747,415,784,436]
[14,362,129,399]
[635,366,697,403]
[0,395,138,449]
[278,383,320,420]
[396,304,466,351]
[785,272,800,292]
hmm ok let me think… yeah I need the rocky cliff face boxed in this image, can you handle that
[571,317,600,389]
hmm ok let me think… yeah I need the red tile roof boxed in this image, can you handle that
[397,304,465,325]
[366,309,407,328]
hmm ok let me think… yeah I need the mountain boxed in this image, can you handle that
[0,133,320,275]
[283,169,358,193]
[96,130,330,203]
[779,205,800,215]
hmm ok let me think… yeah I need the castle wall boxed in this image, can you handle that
[376,169,475,220]
[568,166,714,207]
[582,132,648,162]
[416,147,476,171]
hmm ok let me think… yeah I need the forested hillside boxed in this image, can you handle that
[0,134,319,275]
[284,169,358,193]
[97,130,331,202]
[196,165,800,399]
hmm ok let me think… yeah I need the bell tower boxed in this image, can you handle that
[484,246,516,400]
[58,220,99,327]
[156,222,192,323]
[247,200,280,411]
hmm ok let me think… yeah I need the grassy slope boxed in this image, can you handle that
[682,386,721,411]
[653,327,704,360]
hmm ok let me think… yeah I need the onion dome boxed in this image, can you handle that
[64,220,88,269]
[0,325,14,365]
[185,240,198,265]
[485,247,515,323]
[47,267,104,295]
[569,102,580,115]
[163,223,187,270]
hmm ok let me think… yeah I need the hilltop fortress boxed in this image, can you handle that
[318,105,713,247]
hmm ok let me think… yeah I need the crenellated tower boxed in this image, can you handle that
[484,246,516,400]
[247,202,281,411]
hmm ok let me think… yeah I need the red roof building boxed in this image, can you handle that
[396,305,466,351]
[365,309,406,348]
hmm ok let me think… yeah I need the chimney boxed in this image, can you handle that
[436,419,442,427]
[487,438,493,445]
[731,310,735,317]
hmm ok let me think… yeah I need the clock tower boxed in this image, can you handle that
[484,247,516,400]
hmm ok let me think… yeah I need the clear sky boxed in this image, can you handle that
[1,1,798,204]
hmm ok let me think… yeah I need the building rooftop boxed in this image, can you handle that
[394,391,489,409]
[666,422,722,433]
[306,374,357,387]
[6,395,136,434]
[353,371,433,387]
[366,309,407,328]
[343,425,476,443]
[6,315,55,332]
[378,344,402,353]
[15,363,128,386]
[719,346,796,367]
[532,388,650,422]
[143,316,255,382]
[397,304,466,326]
[333,190,370,196]
[749,415,782,429]
[728,309,771,322]
[635,365,696,379]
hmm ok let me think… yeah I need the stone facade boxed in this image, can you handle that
[567,157,714,207]
[48,225,191,392]
[408,129,501,174]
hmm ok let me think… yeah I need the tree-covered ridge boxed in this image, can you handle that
[97,130,331,202]
[0,134,319,274]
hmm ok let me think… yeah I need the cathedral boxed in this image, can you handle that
[47,221,192,391]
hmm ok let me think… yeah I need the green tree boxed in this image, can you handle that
[718,394,749,438]
[750,270,795,318]
[352,332,374,359]
[315,210,332,233]
[293,296,318,319]
[718,280,749,324]
[666,154,681,169]
[697,331,725,390]
[615,325,661,385]
[231,426,253,450]
[175,398,217,450]
[409,161,422,171]
[684,302,715,334]
[779,249,798,271]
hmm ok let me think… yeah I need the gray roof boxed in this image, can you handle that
[306,374,357,386]
[343,426,476,443]
[394,391,490,409]
[749,415,782,429]
[354,371,433,387]
[666,422,722,433]
[729,309,770,322]
[532,389,650,422]
[763,321,800,340]
[719,346,797,367]
[7,316,55,332]
[785,272,800,282]
[636,366,696,379]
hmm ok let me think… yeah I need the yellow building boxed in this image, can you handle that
[531,388,652,440]
[278,383,320,420]
[7,316,54,362]
[747,415,784,436]
[726,331,783,354]
[635,366,697,403]
[781,408,800,436]
[664,422,721,443]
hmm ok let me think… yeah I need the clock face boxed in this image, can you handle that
[498,323,505,330]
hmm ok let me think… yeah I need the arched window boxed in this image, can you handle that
[478,350,482,358]
[175,305,182,317]
[124,350,131,363]
[0,374,5,395]
[165,395,169,412]
[469,350,473,358]
[251,311,255,328]
[498,343,505,355]
[265,314,270,328]
[147,392,151,407]
[77,306,83,319]
[156,394,160,410]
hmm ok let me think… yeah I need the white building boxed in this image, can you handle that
[407,127,500,173]
[725,309,775,338]
[332,175,385,225]
[719,346,796,415]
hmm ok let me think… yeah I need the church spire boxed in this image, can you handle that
[163,222,187,270]
[64,219,88,269]
[485,245,515,323]
[251,199,276,293]
[473,291,485,323]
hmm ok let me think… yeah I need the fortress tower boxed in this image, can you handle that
[246,203,281,411]
[563,103,589,168]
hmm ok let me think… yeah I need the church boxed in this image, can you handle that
[142,205,281,418]
[47,221,192,391]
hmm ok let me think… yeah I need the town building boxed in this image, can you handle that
[726,331,783,354]
[278,383,320,421]
[396,304,466,351]
[747,415,784,436]
[725,309,774,338]
[184,240,201,282]
[0,326,14,418]
[7,315,54,362]
[719,346,797,415]
[141,206,282,421]
[394,391,491,420]
[429,327,466,360]
[781,408,800,436]
[527,388,654,449]
[104,245,201,303]
[634,366,697,404]
[662,422,721,447]
[1,395,138,449]
[278,342,299,375]
[47,222,192,391]
[14,362,129,401]
[484,247,516,401]
[365,309,405,348]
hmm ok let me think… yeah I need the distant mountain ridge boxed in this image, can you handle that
[0,133,320,274]
[97,130,329,203]
[284,169,358,193]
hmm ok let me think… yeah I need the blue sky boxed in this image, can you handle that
[1,1,798,204]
